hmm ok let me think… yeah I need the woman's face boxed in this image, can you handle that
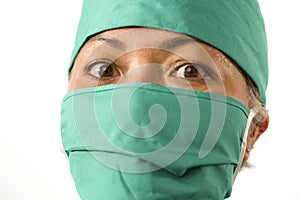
[68,27,249,107]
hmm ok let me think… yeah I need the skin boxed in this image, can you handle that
[68,27,268,161]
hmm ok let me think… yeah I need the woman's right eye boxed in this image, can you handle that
[87,61,120,79]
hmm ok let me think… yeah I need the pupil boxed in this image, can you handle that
[101,65,113,77]
[184,66,198,77]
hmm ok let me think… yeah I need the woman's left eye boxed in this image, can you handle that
[171,63,210,80]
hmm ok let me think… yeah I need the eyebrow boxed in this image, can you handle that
[160,37,197,50]
[96,37,124,48]
[95,36,197,50]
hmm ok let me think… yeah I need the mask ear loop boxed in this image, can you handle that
[59,135,69,161]
[233,109,256,182]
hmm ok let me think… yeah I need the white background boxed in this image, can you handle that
[0,0,299,199]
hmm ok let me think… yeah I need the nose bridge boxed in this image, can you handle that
[118,49,169,84]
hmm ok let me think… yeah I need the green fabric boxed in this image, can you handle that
[69,0,268,103]
[61,83,250,199]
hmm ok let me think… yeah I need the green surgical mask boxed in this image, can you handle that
[61,83,252,199]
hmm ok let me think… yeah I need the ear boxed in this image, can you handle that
[243,114,269,161]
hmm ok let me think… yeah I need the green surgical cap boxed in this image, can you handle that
[70,0,268,103]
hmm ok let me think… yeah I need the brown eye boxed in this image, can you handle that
[172,63,210,80]
[182,65,199,78]
[87,61,120,79]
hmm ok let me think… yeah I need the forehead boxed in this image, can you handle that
[87,27,206,50]
[83,27,228,67]
[95,27,184,39]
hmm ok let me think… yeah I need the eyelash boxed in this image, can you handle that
[85,59,215,81]
[171,61,214,80]
[85,59,120,80]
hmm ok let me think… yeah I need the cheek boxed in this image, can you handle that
[68,58,86,92]
[200,45,248,104]
[223,73,249,106]
[207,51,249,106]
[68,67,101,92]
[68,44,100,92]
[68,48,87,92]
[67,66,81,92]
